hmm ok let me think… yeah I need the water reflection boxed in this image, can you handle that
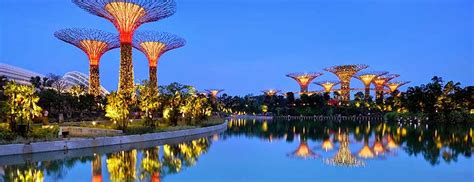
[226,119,472,166]
[1,137,212,182]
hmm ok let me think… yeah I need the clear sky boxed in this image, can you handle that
[0,0,472,95]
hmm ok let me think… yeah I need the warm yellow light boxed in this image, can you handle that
[294,142,312,157]
[322,139,334,151]
[79,40,108,65]
[386,83,401,92]
[105,2,146,42]
[321,82,336,93]
[358,144,374,159]
[139,41,166,66]
[358,74,377,86]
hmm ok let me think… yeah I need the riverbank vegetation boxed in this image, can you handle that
[0,75,220,141]
[217,76,473,123]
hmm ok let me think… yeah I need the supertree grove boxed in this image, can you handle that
[372,73,400,103]
[54,28,119,96]
[324,64,368,104]
[386,81,410,93]
[314,81,340,94]
[133,31,185,89]
[286,72,323,93]
[354,71,388,101]
[73,0,177,93]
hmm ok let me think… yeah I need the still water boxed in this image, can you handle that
[1,119,472,182]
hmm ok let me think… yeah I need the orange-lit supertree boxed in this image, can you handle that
[73,0,176,93]
[314,81,340,94]
[386,81,410,93]
[205,89,224,98]
[133,31,185,89]
[324,64,368,104]
[372,73,399,103]
[54,28,119,96]
[262,89,280,97]
[354,71,388,101]
[286,72,323,93]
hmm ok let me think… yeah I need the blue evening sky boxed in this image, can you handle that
[0,0,472,95]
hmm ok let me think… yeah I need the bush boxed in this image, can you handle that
[29,126,59,140]
[0,127,16,141]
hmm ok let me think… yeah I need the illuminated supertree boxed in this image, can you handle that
[205,89,224,98]
[354,71,388,101]
[286,72,323,93]
[386,81,410,93]
[262,89,281,97]
[372,74,400,103]
[287,141,320,159]
[134,31,185,89]
[54,28,119,96]
[324,64,368,104]
[73,0,177,93]
[92,154,103,182]
[314,81,340,94]
[325,134,365,167]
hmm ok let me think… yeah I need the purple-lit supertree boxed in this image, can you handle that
[54,28,119,96]
[73,0,176,93]
[354,71,388,101]
[133,31,185,90]
[324,64,368,104]
[286,72,323,94]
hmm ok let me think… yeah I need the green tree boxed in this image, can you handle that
[3,81,42,135]
[105,91,132,130]
[137,80,160,127]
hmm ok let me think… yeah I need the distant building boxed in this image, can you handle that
[0,63,44,85]
[62,71,109,95]
[0,63,109,95]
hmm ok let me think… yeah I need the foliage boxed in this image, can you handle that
[136,80,160,127]
[158,82,211,126]
[3,81,42,134]
[105,91,132,130]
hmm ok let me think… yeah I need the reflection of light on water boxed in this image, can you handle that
[288,141,320,159]
[322,139,334,152]
[358,144,374,159]
[92,154,102,182]
[325,134,365,167]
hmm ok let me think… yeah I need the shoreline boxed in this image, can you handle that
[0,121,228,157]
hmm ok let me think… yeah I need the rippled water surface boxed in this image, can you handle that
[1,119,472,181]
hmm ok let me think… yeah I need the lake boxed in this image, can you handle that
[1,119,472,182]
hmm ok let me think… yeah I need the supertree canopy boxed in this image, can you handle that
[54,28,119,96]
[73,0,177,93]
[372,73,400,103]
[386,81,410,93]
[324,64,368,104]
[262,89,281,97]
[205,89,224,98]
[287,141,320,159]
[314,81,340,93]
[133,31,185,89]
[354,71,388,101]
[286,72,323,93]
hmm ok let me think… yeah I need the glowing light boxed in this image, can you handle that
[139,41,166,66]
[262,89,280,96]
[372,141,385,155]
[322,139,334,151]
[325,134,365,167]
[324,64,368,103]
[288,141,320,159]
[105,2,146,42]
[386,81,410,93]
[286,72,323,93]
[358,144,375,159]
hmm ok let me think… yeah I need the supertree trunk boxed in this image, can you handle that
[364,86,370,102]
[149,66,158,90]
[375,87,384,104]
[119,43,134,93]
[340,81,350,104]
[89,65,100,96]
[300,85,309,93]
